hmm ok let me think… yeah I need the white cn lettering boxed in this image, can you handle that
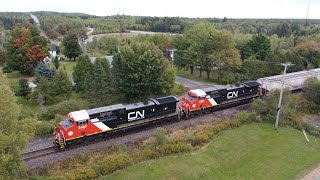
[227,91,238,99]
[128,110,145,121]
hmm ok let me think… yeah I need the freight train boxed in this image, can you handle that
[53,81,261,150]
[53,67,320,150]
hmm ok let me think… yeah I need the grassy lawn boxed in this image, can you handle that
[177,68,223,85]
[105,123,320,180]
[59,61,76,80]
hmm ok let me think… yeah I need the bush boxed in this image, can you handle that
[219,73,238,84]
[2,63,13,73]
[6,71,21,78]
[154,128,168,145]
[133,148,159,162]
[171,83,185,96]
[65,168,98,180]
[157,141,191,155]
[34,121,55,137]
[93,153,132,176]
[41,99,90,120]
[190,131,212,146]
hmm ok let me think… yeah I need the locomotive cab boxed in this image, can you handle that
[182,89,217,113]
[54,110,91,150]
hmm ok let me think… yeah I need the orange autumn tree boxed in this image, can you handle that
[27,45,48,63]
[296,40,320,68]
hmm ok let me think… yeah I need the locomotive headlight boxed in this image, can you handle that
[192,104,196,108]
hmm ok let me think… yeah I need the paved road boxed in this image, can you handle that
[175,76,227,90]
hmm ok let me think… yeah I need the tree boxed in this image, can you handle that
[247,34,271,60]
[17,78,31,97]
[73,55,93,92]
[86,58,112,105]
[62,32,81,60]
[304,77,320,105]
[296,40,320,68]
[30,76,54,105]
[51,67,72,99]
[172,35,194,74]
[253,89,300,124]
[181,23,241,79]
[53,56,60,69]
[0,47,6,64]
[112,42,175,102]
[0,72,35,179]
[239,59,269,80]
[34,62,56,81]
[4,25,48,74]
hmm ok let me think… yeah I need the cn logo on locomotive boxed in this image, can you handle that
[128,110,145,121]
[227,91,238,99]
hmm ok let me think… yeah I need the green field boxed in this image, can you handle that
[59,61,76,80]
[105,124,320,180]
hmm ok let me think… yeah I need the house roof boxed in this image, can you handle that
[50,44,57,51]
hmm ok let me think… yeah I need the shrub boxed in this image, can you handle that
[65,168,98,180]
[157,141,191,155]
[133,148,159,162]
[6,71,21,78]
[190,131,212,146]
[93,153,132,176]
[17,78,31,97]
[41,99,89,120]
[171,83,185,96]
[154,128,168,145]
[34,121,55,137]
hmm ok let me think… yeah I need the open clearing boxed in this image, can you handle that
[104,124,320,180]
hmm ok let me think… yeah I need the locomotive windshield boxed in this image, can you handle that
[60,118,74,129]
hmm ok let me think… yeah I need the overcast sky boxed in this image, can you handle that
[0,0,319,19]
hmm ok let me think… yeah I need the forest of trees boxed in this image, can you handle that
[31,11,320,38]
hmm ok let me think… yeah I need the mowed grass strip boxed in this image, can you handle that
[105,124,320,180]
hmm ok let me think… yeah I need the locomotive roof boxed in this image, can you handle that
[151,95,179,105]
[125,100,156,110]
[203,81,260,93]
[241,81,260,87]
[189,89,207,97]
[69,110,90,122]
[87,104,125,115]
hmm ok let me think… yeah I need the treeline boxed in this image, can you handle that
[88,23,320,84]
[0,12,30,30]
[31,11,320,37]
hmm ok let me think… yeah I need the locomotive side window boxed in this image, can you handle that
[76,120,88,126]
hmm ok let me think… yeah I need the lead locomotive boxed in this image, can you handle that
[53,81,261,150]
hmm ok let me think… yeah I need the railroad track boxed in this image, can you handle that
[23,103,251,164]
[23,146,56,161]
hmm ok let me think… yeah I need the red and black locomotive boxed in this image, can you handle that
[54,81,261,150]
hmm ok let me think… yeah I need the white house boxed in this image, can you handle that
[49,44,57,58]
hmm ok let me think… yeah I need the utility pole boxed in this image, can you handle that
[275,62,293,130]
[306,0,311,25]
[168,48,175,68]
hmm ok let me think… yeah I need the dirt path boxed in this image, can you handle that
[175,76,227,90]
[300,164,320,180]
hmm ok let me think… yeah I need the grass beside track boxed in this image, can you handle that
[105,123,320,180]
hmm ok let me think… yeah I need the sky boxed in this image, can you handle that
[0,0,319,19]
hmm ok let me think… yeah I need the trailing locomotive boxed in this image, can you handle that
[53,81,261,150]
